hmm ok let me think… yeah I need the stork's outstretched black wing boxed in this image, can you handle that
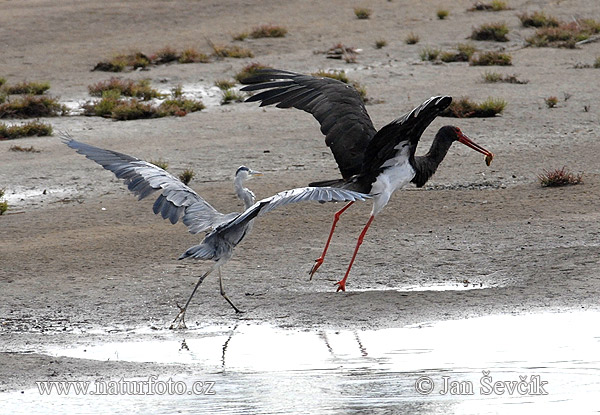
[241,69,377,180]
[360,96,452,177]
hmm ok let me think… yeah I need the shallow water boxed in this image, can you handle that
[2,311,599,414]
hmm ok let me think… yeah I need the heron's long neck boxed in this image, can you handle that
[234,176,256,209]
[411,133,453,188]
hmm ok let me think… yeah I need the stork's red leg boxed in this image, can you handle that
[335,215,374,292]
[309,201,354,279]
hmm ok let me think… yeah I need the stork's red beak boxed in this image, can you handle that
[457,131,494,166]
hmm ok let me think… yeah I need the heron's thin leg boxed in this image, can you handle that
[219,268,244,313]
[335,215,374,292]
[309,201,354,279]
[169,264,217,329]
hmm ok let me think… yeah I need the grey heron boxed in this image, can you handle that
[62,136,369,328]
[242,69,494,291]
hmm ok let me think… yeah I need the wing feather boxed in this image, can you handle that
[62,135,230,234]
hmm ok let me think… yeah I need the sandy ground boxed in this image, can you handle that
[1,0,600,397]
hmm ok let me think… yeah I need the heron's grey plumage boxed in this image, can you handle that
[62,134,369,325]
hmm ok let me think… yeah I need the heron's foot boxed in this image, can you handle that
[234,308,246,314]
[309,257,324,280]
[334,279,347,292]
[169,305,188,330]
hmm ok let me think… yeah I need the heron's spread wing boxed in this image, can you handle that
[361,96,452,175]
[62,136,230,234]
[218,186,370,239]
[241,69,377,180]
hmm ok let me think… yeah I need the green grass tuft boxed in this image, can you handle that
[420,47,441,61]
[0,188,7,215]
[440,44,476,62]
[441,97,506,118]
[375,39,388,49]
[178,48,211,64]
[221,89,245,105]
[405,32,420,45]
[482,71,528,83]
[545,96,558,108]
[437,9,449,19]
[471,22,509,41]
[354,7,372,19]
[150,159,169,170]
[526,19,600,48]
[0,120,53,140]
[9,144,40,152]
[215,79,236,90]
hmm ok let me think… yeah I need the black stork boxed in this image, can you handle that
[241,69,494,292]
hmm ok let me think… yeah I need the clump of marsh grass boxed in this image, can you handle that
[150,159,169,170]
[518,11,560,28]
[405,32,420,44]
[178,48,211,64]
[221,89,245,105]
[471,22,510,41]
[3,81,50,95]
[211,43,254,58]
[93,52,150,72]
[234,63,272,83]
[441,97,507,118]
[526,18,600,48]
[0,120,52,139]
[354,7,372,19]
[545,96,558,108]
[9,144,40,152]
[482,71,528,83]
[470,50,512,65]
[437,9,449,20]
[0,189,7,215]
[178,169,195,185]
[0,95,66,118]
[538,167,582,187]
[250,25,288,38]
[440,44,477,62]
[420,47,441,61]
[375,39,387,49]
[215,79,236,90]
[469,1,510,11]
[88,78,162,100]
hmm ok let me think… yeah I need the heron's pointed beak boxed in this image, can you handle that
[249,170,263,177]
[457,132,494,166]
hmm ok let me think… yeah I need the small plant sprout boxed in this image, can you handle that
[437,9,449,20]
[441,97,507,118]
[471,22,510,41]
[178,169,195,185]
[375,39,387,49]
[545,96,558,108]
[405,32,420,44]
[0,121,53,139]
[354,7,372,19]
[538,167,582,187]
[594,57,600,68]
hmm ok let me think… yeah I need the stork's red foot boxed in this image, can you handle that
[309,257,324,279]
[334,279,347,292]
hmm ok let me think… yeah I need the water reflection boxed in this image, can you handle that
[1,311,598,414]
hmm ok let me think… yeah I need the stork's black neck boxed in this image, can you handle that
[410,127,455,188]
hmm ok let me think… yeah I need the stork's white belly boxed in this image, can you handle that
[370,145,415,216]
